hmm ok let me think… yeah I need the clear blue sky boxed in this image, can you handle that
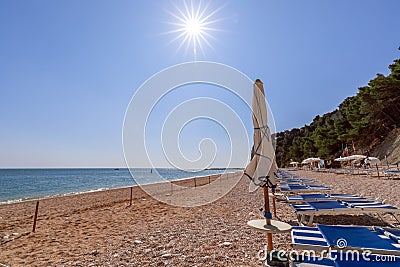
[0,0,399,168]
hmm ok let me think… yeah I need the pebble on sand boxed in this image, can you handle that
[161,253,172,258]
[218,241,232,247]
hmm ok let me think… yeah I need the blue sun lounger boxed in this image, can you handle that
[286,193,365,203]
[279,178,316,184]
[280,184,331,195]
[292,224,400,257]
[291,200,400,226]
[292,254,400,267]
[384,170,400,179]
[277,170,316,183]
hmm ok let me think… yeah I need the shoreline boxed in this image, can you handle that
[0,169,239,206]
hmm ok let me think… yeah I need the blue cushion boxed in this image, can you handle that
[300,193,328,200]
[317,225,399,252]
[308,201,348,210]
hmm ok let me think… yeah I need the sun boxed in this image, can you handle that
[185,19,202,35]
[165,0,223,59]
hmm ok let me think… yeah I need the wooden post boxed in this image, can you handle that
[32,201,39,232]
[129,187,133,206]
[263,187,273,251]
[194,178,197,187]
[376,164,380,178]
[208,176,211,184]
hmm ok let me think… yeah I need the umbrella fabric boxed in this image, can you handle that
[302,158,321,164]
[334,157,349,162]
[365,156,380,164]
[244,80,277,192]
[347,154,366,161]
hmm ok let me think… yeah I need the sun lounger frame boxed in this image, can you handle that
[291,201,400,226]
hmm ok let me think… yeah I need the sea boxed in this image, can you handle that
[0,168,235,204]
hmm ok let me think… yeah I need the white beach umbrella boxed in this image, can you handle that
[290,161,299,165]
[347,155,366,161]
[365,156,380,165]
[334,157,349,162]
[302,157,321,164]
[243,79,278,252]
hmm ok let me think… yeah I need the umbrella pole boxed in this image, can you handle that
[263,187,273,252]
[272,188,277,217]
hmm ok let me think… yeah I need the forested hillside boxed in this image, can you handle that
[275,54,400,167]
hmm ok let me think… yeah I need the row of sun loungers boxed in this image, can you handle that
[277,171,400,226]
[332,167,400,179]
[304,166,400,178]
[274,170,400,266]
[277,170,332,196]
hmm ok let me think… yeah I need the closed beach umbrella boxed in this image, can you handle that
[244,79,277,189]
[244,79,278,251]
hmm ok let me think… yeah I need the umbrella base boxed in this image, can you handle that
[247,219,292,233]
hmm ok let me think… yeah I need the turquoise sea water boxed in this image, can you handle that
[0,168,233,204]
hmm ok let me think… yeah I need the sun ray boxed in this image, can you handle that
[165,0,224,60]
[167,31,188,46]
[200,4,225,24]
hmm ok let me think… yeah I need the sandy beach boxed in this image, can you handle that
[1,170,400,266]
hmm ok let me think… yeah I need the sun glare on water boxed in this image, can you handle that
[166,0,223,59]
